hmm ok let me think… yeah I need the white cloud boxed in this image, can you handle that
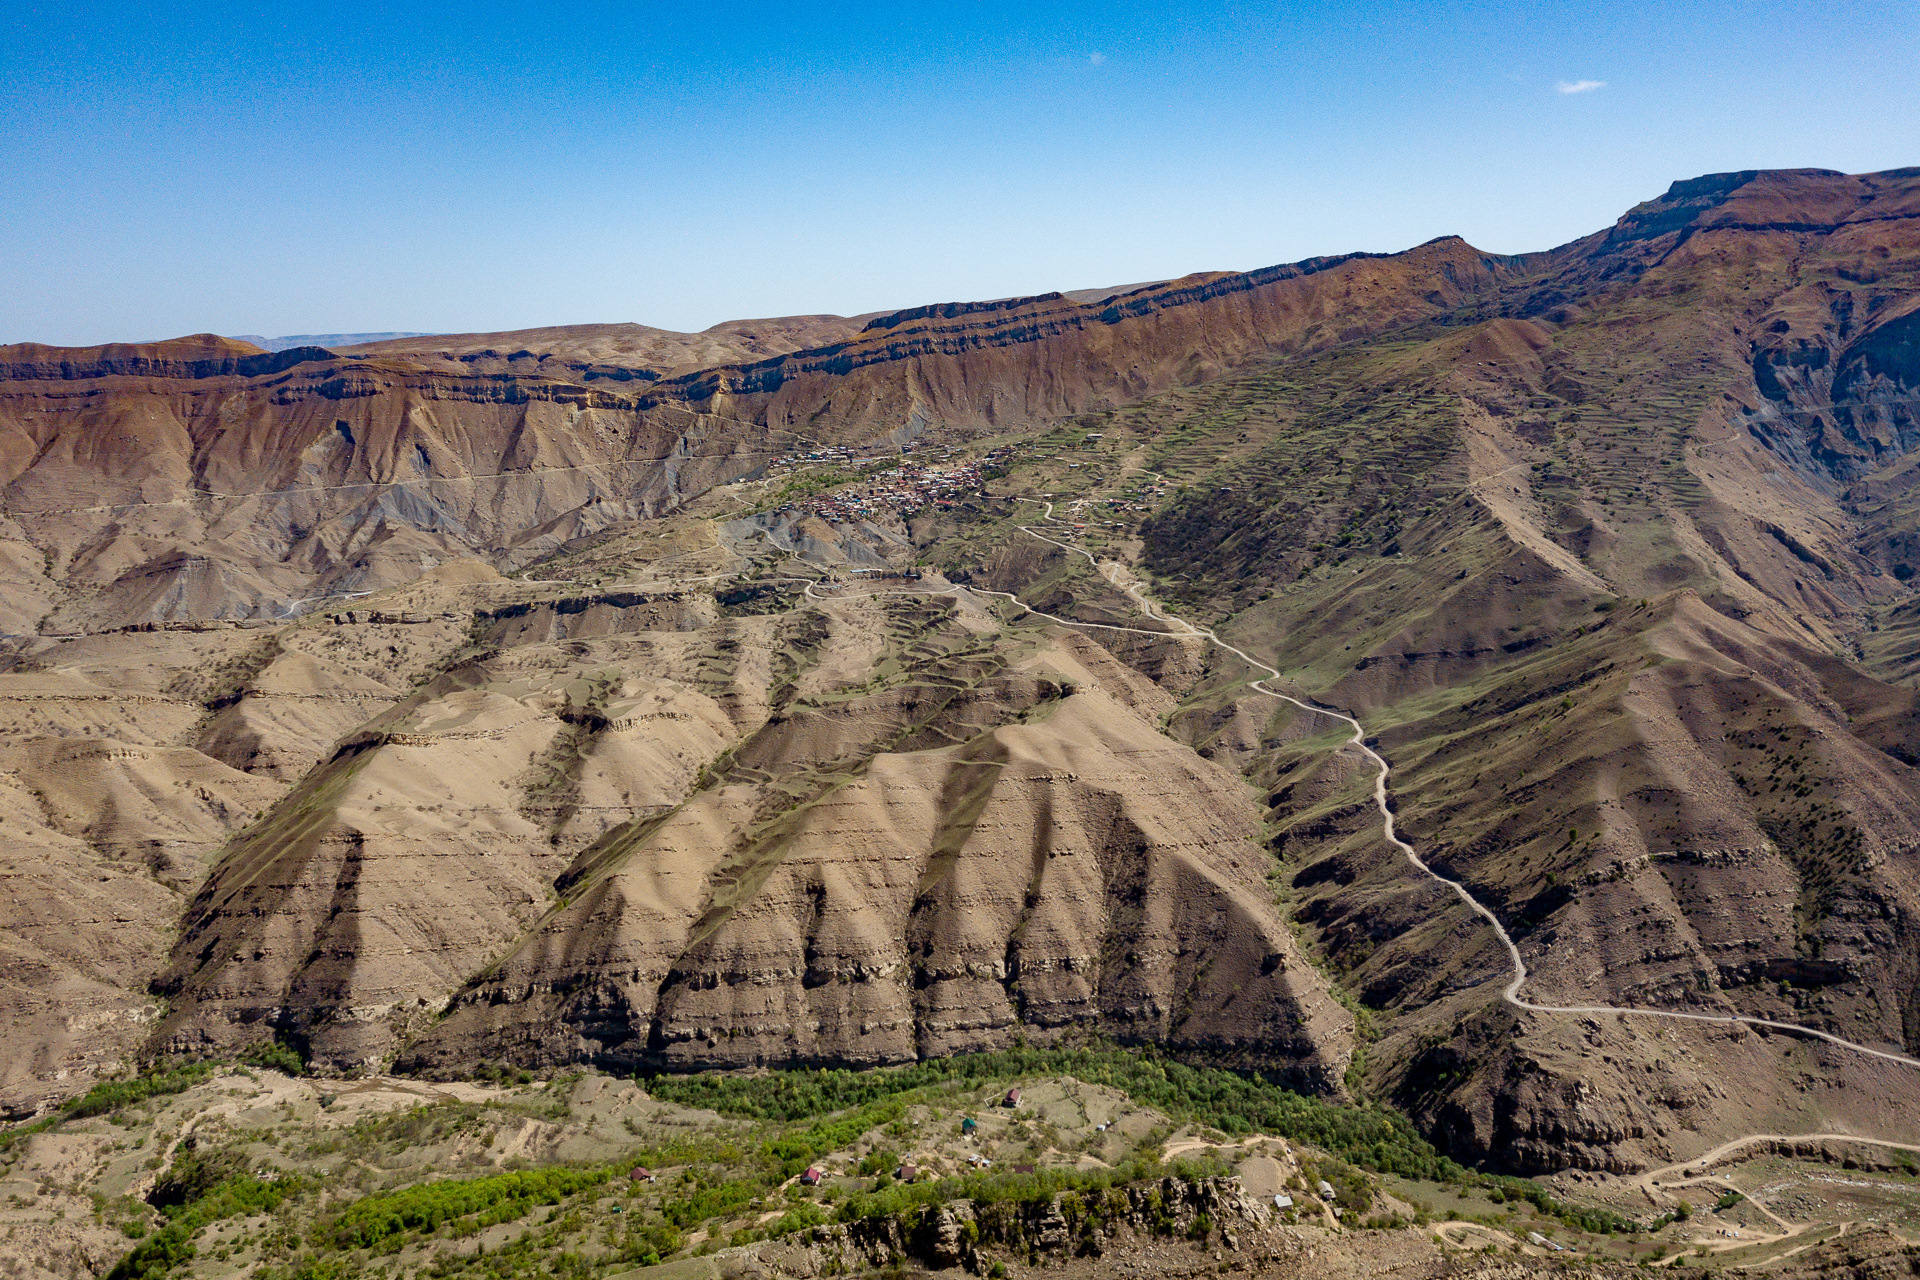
[1088,51,1107,66]
[1555,79,1606,95]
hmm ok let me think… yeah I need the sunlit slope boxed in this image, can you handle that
[3,168,1920,1182]
[146,589,1353,1089]
[1037,176,1920,1169]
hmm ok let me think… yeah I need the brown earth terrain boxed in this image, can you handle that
[3,166,1920,1198]
[339,316,881,378]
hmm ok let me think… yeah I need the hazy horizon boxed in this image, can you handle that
[5,0,1916,347]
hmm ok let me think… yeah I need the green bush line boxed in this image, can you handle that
[322,1166,613,1249]
[64,1063,218,1121]
[3,1052,311,1157]
[98,1048,1637,1280]
[660,1169,763,1230]
[645,1047,1639,1234]
[833,1156,1221,1226]
[113,1161,612,1280]
[647,1047,1444,1174]
[848,1165,1245,1262]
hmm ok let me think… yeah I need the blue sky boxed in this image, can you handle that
[4,1,1916,345]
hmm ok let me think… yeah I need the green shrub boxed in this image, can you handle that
[241,1042,308,1077]
[63,1062,215,1122]
[321,1166,611,1249]
[108,1150,303,1280]
[647,1047,1458,1180]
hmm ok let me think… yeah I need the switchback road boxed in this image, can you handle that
[988,500,1920,1073]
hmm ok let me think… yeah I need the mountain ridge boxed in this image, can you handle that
[2,165,1920,1184]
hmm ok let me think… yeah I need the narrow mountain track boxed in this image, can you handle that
[735,492,1920,1079]
[931,500,1920,1074]
[1652,1173,1797,1233]
[1635,1134,1920,1188]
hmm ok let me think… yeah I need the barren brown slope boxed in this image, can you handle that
[0,332,329,380]
[1098,166,1920,1171]
[0,639,287,1116]
[633,240,1525,437]
[9,166,1920,1185]
[0,344,752,631]
[340,314,876,376]
[139,587,1352,1090]
[0,237,1526,636]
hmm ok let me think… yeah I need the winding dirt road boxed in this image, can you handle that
[738,485,1920,1240]
[1636,1133,1920,1189]
[787,493,1920,1079]
[782,496,1920,1248]
[990,498,1920,1073]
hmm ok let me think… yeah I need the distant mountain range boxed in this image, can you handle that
[229,331,438,352]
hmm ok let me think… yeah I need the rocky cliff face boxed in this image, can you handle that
[812,1175,1275,1274]
[0,347,756,632]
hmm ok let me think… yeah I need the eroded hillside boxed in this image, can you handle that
[3,167,1920,1193]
